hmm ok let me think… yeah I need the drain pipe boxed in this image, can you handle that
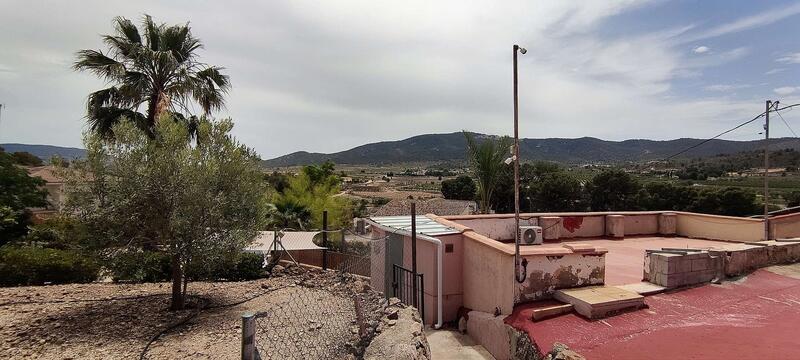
[367,221,444,329]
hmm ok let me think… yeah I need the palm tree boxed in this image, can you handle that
[463,131,512,213]
[74,15,230,138]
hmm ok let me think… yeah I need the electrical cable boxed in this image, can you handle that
[663,109,769,161]
[775,108,798,137]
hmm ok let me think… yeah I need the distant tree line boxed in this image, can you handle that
[444,162,761,217]
[674,148,800,180]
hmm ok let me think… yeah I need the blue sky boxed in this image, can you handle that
[1,1,799,157]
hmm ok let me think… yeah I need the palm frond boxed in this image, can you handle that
[142,14,163,51]
[73,50,125,81]
[115,17,141,43]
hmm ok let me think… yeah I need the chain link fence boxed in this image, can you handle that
[242,282,379,360]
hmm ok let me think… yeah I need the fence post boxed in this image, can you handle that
[354,296,366,337]
[241,312,257,360]
[341,228,347,254]
[411,203,418,308]
[322,210,328,270]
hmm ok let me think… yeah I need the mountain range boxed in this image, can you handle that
[263,132,800,167]
[1,143,86,160]
[6,133,799,167]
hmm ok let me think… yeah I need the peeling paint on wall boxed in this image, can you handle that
[562,216,584,233]
[514,254,605,303]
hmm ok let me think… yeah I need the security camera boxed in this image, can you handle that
[519,47,527,54]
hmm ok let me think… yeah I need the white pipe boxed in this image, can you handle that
[367,220,444,329]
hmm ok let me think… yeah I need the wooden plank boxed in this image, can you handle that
[531,304,574,321]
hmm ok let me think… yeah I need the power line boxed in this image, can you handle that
[662,102,800,161]
[775,108,798,137]
[663,110,769,160]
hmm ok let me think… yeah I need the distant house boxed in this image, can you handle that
[26,166,66,221]
[371,198,477,217]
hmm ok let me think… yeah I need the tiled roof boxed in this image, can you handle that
[371,198,477,217]
[26,166,63,183]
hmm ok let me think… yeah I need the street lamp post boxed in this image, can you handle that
[513,44,527,283]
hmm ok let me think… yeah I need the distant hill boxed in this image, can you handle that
[0,143,86,160]
[263,132,800,167]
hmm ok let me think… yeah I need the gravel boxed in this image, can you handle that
[0,266,384,359]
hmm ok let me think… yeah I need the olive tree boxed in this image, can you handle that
[65,117,266,310]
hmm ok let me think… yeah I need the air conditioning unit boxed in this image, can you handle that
[520,226,543,245]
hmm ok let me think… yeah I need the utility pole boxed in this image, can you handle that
[513,44,527,283]
[764,100,772,241]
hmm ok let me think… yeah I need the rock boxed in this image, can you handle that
[457,316,467,334]
[386,310,399,320]
[364,307,430,360]
[546,342,585,360]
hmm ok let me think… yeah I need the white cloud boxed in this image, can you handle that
[704,84,749,92]
[774,86,799,96]
[693,46,710,54]
[777,53,800,64]
[766,68,786,75]
[681,2,800,42]
[0,0,785,157]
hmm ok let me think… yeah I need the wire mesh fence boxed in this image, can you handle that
[245,285,360,360]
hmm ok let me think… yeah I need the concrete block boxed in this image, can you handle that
[605,215,625,238]
[691,258,709,272]
[540,216,562,240]
[676,258,693,273]
[658,213,677,235]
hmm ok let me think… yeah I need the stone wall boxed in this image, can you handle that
[363,299,430,360]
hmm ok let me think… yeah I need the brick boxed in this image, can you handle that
[691,258,709,272]
[676,258,692,273]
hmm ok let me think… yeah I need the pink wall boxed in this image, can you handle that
[771,213,800,239]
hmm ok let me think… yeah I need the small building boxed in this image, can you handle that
[366,210,800,334]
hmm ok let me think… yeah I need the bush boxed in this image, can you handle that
[106,250,172,283]
[0,246,100,286]
[108,250,266,283]
[186,252,266,281]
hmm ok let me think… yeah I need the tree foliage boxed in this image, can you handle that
[441,175,477,201]
[267,161,351,231]
[64,117,266,310]
[463,131,511,213]
[73,15,230,139]
[586,169,641,211]
[0,151,48,244]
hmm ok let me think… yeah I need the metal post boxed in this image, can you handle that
[411,202,418,308]
[764,100,772,240]
[241,312,257,360]
[513,44,525,283]
[322,210,328,270]
[341,228,347,253]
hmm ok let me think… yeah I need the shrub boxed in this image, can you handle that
[0,246,100,286]
[106,250,172,283]
[109,250,266,283]
[186,252,266,281]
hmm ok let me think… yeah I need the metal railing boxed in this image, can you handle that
[391,264,424,321]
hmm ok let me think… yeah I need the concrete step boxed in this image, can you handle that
[554,286,645,319]
[615,282,666,296]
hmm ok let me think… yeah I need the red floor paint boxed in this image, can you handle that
[506,269,800,360]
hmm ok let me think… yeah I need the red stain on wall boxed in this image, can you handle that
[562,216,583,233]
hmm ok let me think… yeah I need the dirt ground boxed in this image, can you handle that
[0,267,380,359]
